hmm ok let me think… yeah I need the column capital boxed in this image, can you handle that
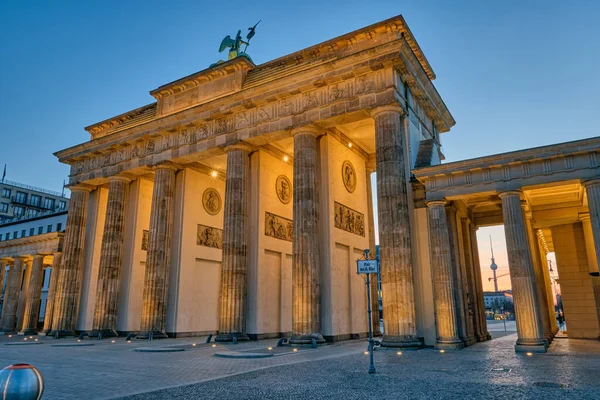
[108,175,133,184]
[152,162,180,172]
[582,179,600,188]
[222,141,254,153]
[370,104,405,119]
[290,124,322,137]
[498,190,522,199]
[425,199,448,208]
[32,254,44,261]
[67,183,95,193]
[579,212,591,222]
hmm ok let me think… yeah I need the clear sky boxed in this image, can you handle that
[1,1,597,290]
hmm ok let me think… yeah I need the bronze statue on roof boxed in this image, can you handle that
[213,21,260,66]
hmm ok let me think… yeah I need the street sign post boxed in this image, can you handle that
[357,251,379,374]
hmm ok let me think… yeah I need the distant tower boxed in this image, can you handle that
[490,236,499,293]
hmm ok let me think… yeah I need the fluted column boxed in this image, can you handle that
[20,255,45,335]
[536,231,559,335]
[0,260,7,326]
[40,253,61,335]
[427,201,464,349]
[91,176,130,338]
[365,164,380,334]
[290,129,324,345]
[460,218,479,343]
[139,165,177,339]
[372,105,420,348]
[499,191,546,353]
[470,225,490,341]
[583,180,600,274]
[2,258,25,332]
[0,261,13,327]
[51,186,91,337]
[581,213,600,339]
[216,147,251,342]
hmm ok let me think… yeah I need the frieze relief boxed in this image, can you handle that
[334,201,365,237]
[197,224,223,249]
[70,71,384,178]
[265,212,293,242]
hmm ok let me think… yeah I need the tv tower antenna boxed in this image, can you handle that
[490,236,499,293]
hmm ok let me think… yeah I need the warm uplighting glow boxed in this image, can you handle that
[127,340,131,343]
[439,349,445,353]
[24,338,28,341]
[397,351,402,356]
[293,348,298,352]
[283,155,289,162]
[34,339,38,342]
[29,336,33,339]
[77,339,81,342]
[364,351,369,355]
[111,340,116,343]
[8,335,11,338]
[212,344,216,347]
[348,142,353,148]
[210,170,218,178]
[268,347,273,350]
[526,352,533,356]
[192,343,196,347]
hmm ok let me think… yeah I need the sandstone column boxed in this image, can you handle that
[139,165,177,339]
[0,260,7,326]
[583,180,600,273]
[499,191,546,352]
[217,146,251,342]
[0,261,13,327]
[20,255,45,335]
[2,258,25,332]
[460,218,479,343]
[536,231,559,335]
[51,185,91,337]
[291,129,325,344]
[91,176,130,338]
[470,225,491,341]
[581,213,600,339]
[40,253,62,335]
[427,201,464,349]
[372,105,421,348]
[365,164,380,334]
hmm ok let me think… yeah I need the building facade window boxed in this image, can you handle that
[1,188,10,198]
[21,229,26,238]
[38,226,43,234]
[15,191,27,204]
[27,208,38,217]
[5,232,10,240]
[30,194,41,207]
[0,203,7,213]
[0,234,3,241]
[43,198,55,210]
[29,228,34,236]
[47,224,52,233]
[59,200,66,210]
[13,205,25,216]
[13,231,18,239]
[56,223,62,232]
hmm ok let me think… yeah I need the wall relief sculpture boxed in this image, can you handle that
[197,224,223,249]
[202,188,222,215]
[342,160,356,193]
[275,175,292,204]
[334,201,365,237]
[141,230,149,251]
[265,212,293,242]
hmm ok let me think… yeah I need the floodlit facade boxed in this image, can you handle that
[4,15,598,353]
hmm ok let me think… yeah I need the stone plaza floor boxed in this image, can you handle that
[1,324,599,399]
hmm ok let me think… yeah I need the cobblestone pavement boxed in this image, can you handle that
[1,331,599,399]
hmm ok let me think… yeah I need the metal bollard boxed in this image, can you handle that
[148,332,153,341]
[205,333,213,343]
[0,363,44,400]
[311,338,317,349]
[232,334,237,345]
[98,332,103,341]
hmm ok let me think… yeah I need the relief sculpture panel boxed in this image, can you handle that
[197,224,223,249]
[334,201,365,237]
[265,212,293,242]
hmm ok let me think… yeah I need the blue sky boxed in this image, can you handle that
[1,1,596,290]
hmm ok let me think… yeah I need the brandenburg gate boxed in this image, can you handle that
[22,15,597,352]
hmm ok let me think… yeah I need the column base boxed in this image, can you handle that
[136,331,168,340]
[49,330,76,338]
[215,332,250,343]
[37,330,51,336]
[461,335,478,347]
[18,329,39,336]
[380,335,423,349]
[515,338,547,353]
[289,333,326,345]
[435,340,464,350]
[89,329,119,338]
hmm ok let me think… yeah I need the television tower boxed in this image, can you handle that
[490,236,499,293]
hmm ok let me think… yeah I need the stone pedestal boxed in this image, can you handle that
[216,147,250,343]
[19,255,45,335]
[290,129,325,345]
[139,165,177,340]
[50,186,91,337]
[499,191,546,353]
[372,105,421,348]
[91,176,130,338]
[427,201,464,350]
[39,253,61,335]
[2,258,25,333]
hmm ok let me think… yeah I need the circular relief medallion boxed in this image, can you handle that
[342,160,356,193]
[275,175,292,204]
[202,188,222,215]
